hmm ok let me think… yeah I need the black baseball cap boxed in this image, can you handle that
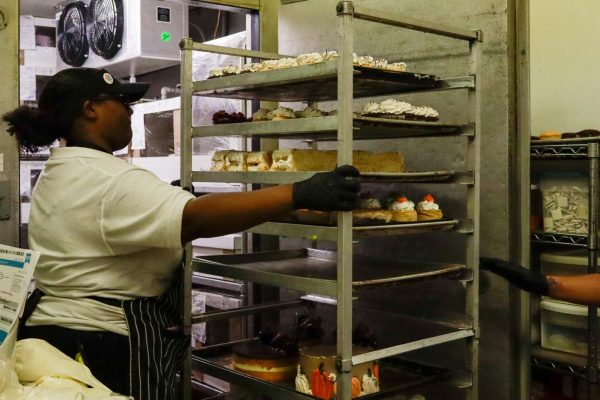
[38,68,150,131]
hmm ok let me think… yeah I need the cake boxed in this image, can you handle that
[210,150,230,171]
[539,131,562,140]
[416,194,443,221]
[247,151,272,171]
[295,345,380,398]
[352,193,392,224]
[267,107,296,121]
[225,151,248,172]
[270,149,405,173]
[232,335,299,382]
[389,195,418,222]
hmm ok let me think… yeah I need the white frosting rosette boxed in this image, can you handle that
[417,195,440,211]
[358,195,382,209]
[409,106,439,119]
[390,197,415,211]
[362,102,382,114]
[379,99,412,115]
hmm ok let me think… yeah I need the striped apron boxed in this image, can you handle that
[122,264,189,400]
[20,264,189,400]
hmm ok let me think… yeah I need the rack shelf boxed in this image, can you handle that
[194,117,472,140]
[192,340,463,400]
[194,61,473,102]
[530,140,598,159]
[180,3,481,399]
[531,231,588,247]
[531,345,587,379]
[192,248,470,298]
[192,171,474,185]
[246,219,463,241]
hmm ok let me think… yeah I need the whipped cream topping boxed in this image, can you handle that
[353,54,375,67]
[379,99,412,115]
[386,62,407,72]
[267,106,296,119]
[208,67,224,77]
[297,52,323,65]
[322,50,339,61]
[242,62,262,73]
[359,197,382,209]
[417,199,440,211]
[276,57,298,68]
[297,106,323,118]
[390,199,415,211]
[222,65,241,75]
[362,102,382,114]
[261,59,280,70]
[373,58,388,69]
[409,106,439,119]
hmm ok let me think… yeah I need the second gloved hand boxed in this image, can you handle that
[292,165,361,211]
[480,257,549,295]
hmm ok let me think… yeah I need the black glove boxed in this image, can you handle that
[292,165,361,211]
[480,257,549,295]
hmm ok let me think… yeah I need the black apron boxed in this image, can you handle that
[20,264,189,400]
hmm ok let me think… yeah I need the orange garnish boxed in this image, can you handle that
[424,194,435,202]
[395,196,409,203]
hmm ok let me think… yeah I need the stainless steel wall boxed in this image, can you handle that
[278,1,518,398]
[0,2,20,247]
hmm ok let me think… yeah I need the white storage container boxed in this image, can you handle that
[540,176,588,234]
[540,249,597,276]
[541,299,598,356]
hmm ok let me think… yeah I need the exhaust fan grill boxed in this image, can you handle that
[87,0,124,60]
[57,2,89,67]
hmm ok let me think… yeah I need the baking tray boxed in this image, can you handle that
[281,210,455,226]
[192,341,450,400]
[194,61,441,102]
[192,248,468,297]
[193,116,469,140]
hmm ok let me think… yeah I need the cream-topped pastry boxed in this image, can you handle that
[389,195,418,222]
[373,58,388,69]
[322,50,339,61]
[276,57,298,69]
[297,52,323,65]
[296,106,324,118]
[362,102,382,115]
[242,62,262,73]
[208,67,224,78]
[379,99,412,115]
[295,366,312,395]
[353,54,375,67]
[406,106,439,121]
[267,107,296,121]
[358,193,382,209]
[416,194,443,221]
[222,65,241,75]
[361,371,379,395]
[261,59,280,70]
[386,62,408,72]
[252,108,271,121]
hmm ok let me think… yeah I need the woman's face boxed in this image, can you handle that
[94,95,133,151]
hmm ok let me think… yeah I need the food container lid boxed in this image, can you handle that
[541,298,599,316]
[540,249,599,266]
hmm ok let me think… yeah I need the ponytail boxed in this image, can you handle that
[2,106,62,153]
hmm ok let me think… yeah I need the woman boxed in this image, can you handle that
[481,257,600,305]
[3,67,360,399]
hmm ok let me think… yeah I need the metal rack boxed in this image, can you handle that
[530,140,600,399]
[179,2,482,399]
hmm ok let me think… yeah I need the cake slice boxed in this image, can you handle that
[210,150,230,171]
[225,151,248,172]
[247,151,272,171]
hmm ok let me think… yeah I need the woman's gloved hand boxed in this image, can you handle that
[292,165,361,211]
[480,257,549,295]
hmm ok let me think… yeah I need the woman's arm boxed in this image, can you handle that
[180,165,361,244]
[181,184,293,242]
[547,274,600,306]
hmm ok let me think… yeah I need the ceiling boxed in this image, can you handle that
[20,0,60,18]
